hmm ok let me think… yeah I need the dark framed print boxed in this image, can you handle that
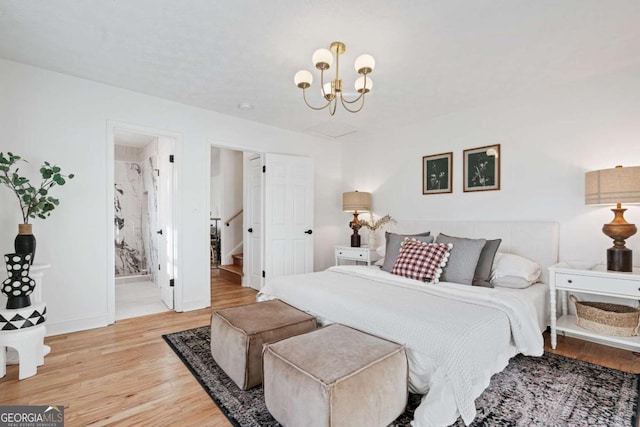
[422,152,453,194]
[463,144,500,192]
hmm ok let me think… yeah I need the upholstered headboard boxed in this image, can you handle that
[387,221,559,284]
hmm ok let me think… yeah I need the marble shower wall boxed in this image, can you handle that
[114,149,159,280]
[141,155,158,284]
[114,161,146,276]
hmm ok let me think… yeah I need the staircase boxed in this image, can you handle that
[219,253,243,285]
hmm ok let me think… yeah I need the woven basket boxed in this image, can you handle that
[570,295,640,337]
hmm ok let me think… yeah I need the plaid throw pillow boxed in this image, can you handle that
[391,238,453,283]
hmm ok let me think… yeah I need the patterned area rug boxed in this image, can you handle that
[163,326,640,427]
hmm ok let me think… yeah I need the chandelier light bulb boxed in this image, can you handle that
[312,48,333,70]
[355,54,375,74]
[294,70,313,89]
[355,76,373,93]
[322,82,335,100]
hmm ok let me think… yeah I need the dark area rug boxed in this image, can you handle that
[163,326,640,427]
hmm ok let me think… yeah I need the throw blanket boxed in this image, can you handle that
[258,266,543,427]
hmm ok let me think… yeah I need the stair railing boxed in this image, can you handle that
[225,209,243,227]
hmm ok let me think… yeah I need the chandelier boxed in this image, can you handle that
[293,41,375,115]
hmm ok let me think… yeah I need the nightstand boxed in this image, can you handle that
[549,262,640,352]
[335,246,381,266]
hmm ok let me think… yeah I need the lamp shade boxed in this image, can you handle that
[342,191,371,213]
[585,166,640,205]
[294,70,313,88]
[312,48,333,70]
[355,54,375,74]
[354,76,373,94]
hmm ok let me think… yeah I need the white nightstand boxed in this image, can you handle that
[549,262,640,352]
[335,246,381,266]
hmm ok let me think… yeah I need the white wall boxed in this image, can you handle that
[219,148,243,264]
[341,64,640,265]
[0,58,343,335]
[210,147,221,219]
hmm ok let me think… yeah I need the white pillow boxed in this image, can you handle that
[376,245,386,257]
[491,276,532,289]
[490,252,541,288]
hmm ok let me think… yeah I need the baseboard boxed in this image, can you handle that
[45,313,110,337]
[179,299,210,313]
[44,301,210,336]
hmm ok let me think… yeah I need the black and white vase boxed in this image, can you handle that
[2,253,36,309]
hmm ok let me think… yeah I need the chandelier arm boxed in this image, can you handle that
[340,92,365,104]
[339,92,366,113]
[302,88,331,111]
[329,99,337,116]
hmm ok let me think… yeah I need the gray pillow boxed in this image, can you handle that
[381,231,432,272]
[435,234,486,285]
[472,238,502,287]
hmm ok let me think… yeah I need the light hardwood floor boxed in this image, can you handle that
[1,270,639,426]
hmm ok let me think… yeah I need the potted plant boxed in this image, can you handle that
[0,152,74,263]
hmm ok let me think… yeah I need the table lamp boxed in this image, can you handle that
[585,165,640,272]
[342,191,371,247]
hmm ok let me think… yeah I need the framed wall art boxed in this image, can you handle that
[463,144,500,192]
[422,152,452,194]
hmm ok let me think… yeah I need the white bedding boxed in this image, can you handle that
[257,265,546,427]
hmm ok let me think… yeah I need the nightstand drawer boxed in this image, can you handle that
[335,248,367,260]
[555,272,640,297]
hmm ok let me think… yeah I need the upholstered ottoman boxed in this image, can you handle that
[210,299,316,390]
[263,323,408,427]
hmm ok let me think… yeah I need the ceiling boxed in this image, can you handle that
[1,1,639,139]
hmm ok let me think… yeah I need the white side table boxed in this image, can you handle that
[549,262,640,352]
[0,263,51,364]
[0,301,47,379]
[335,246,381,266]
[0,324,45,379]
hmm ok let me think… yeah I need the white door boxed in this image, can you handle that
[264,154,314,278]
[245,155,264,290]
[157,138,174,309]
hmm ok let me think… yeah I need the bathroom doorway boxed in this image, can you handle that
[110,126,177,320]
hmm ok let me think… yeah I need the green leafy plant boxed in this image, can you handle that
[0,152,75,224]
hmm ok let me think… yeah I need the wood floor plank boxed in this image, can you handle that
[1,268,639,426]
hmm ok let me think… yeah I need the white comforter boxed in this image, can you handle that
[257,266,544,427]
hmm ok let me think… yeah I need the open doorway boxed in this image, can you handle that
[210,146,263,291]
[209,147,315,293]
[108,124,178,321]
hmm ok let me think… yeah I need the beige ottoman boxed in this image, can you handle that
[263,323,408,427]
[210,299,316,390]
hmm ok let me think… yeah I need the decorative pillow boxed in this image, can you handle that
[391,238,452,283]
[381,231,433,273]
[490,252,541,288]
[472,238,502,288]
[435,234,486,285]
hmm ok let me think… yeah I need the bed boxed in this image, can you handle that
[258,221,559,427]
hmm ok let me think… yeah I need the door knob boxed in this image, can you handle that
[157,230,163,235]
[305,230,313,235]
[248,228,253,233]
